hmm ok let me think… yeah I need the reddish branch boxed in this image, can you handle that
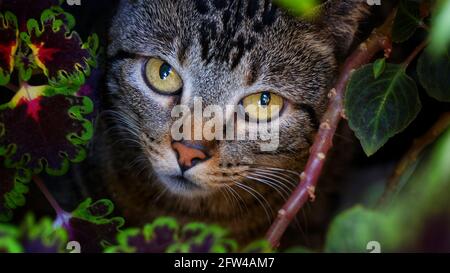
[265,9,397,248]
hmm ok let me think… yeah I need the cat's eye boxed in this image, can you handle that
[144,58,183,94]
[241,91,284,121]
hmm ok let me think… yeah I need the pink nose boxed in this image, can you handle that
[171,141,208,172]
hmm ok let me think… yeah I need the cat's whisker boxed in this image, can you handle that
[244,176,289,203]
[233,180,273,225]
[247,169,298,189]
[242,173,292,198]
[153,188,168,204]
[246,165,301,176]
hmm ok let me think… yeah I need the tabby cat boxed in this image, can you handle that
[79,0,369,248]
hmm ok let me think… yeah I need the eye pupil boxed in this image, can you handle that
[260,92,271,107]
[159,63,172,80]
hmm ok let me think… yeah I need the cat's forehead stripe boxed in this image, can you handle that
[195,0,279,68]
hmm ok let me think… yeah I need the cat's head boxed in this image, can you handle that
[106,0,368,198]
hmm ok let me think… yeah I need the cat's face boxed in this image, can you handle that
[106,0,366,198]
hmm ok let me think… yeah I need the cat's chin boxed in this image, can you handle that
[157,174,213,198]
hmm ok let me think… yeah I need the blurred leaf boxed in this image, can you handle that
[325,128,450,252]
[417,47,450,102]
[430,0,450,53]
[345,64,422,156]
[392,0,421,43]
[0,214,68,253]
[274,0,319,16]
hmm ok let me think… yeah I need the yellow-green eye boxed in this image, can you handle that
[242,91,284,121]
[145,58,183,94]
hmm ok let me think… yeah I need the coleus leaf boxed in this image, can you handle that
[168,222,238,253]
[104,217,179,253]
[61,199,125,253]
[0,12,19,86]
[0,214,68,253]
[0,85,94,175]
[345,63,422,156]
[104,217,259,253]
[14,43,37,82]
[0,158,31,222]
[21,17,97,84]
[0,0,68,31]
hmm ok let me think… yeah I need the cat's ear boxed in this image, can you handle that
[317,0,370,57]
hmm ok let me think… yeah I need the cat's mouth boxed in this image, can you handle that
[158,174,207,196]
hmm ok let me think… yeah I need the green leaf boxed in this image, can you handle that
[0,12,19,86]
[373,58,386,79]
[325,128,450,252]
[392,0,421,43]
[417,47,450,102]
[0,214,68,253]
[430,0,450,53]
[324,206,393,253]
[274,0,319,17]
[345,64,422,156]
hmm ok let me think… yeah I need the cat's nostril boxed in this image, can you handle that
[172,141,209,172]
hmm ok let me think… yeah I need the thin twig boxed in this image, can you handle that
[265,9,397,249]
[377,113,450,207]
[402,39,429,68]
[4,83,18,93]
[33,175,65,216]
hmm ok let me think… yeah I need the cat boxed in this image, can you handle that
[78,0,369,248]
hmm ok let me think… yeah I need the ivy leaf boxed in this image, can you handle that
[0,86,94,175]
[0,12,19,86]
[345,64,422,156]
[0,158,31,222]
[417,47,450,102]
[21,18,95,83]
[63,199,125,253]
[392,0,421,43]
[0,214,68,253]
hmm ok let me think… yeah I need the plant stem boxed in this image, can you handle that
[265,8,397,249]
[377,112,450,207]
[402,39,429,68]
[4,83,18,93]
[33,175,65,216]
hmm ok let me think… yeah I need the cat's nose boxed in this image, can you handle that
[172,141,209,172]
